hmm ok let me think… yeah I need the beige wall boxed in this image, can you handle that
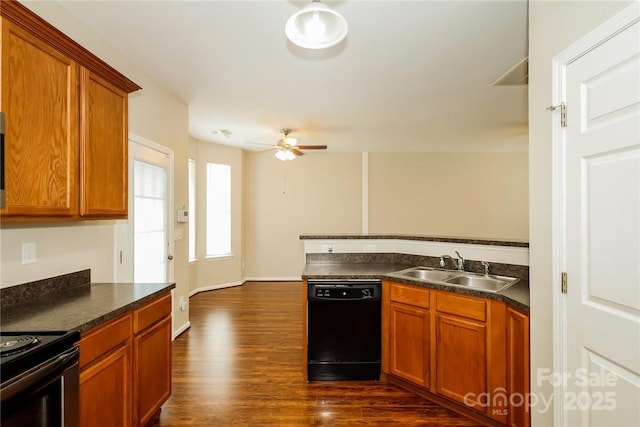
[528,1,632,425]
[244,151,363,278]
[1,1,191,334]
[192,138,244,290]
[369,152,528,239]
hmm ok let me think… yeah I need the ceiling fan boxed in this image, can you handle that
[250,129,327,161]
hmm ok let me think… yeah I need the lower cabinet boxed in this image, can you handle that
[390,302,430,387]
[133,300,172,426]
[507,306,530,427]
[434,313,487,410]
[382,280,530,426]
[433,291,488,412]
[79,293,172,427]
[79,314,132,427]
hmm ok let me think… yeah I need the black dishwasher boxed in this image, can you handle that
[307,280,381,381]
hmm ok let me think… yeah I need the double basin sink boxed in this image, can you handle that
[389,266,519,293]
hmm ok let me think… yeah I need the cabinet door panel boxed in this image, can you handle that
[80,343,132,427]
[80,68,128,217]
[134,316,172,426]
[390,302,429,387]
[1,20,78,216]
[435,314,487,412]
[507,307,530,427]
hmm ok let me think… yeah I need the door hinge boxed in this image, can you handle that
[561,272,568,294]
[546,103,567,127]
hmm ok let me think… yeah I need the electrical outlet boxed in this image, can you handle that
[179,296,187,311]
[22,242,37,265]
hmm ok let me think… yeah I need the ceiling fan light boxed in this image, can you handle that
[275,149,297,161]
[285,0,348,49]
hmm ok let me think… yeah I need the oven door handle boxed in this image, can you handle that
[0,346,79,402]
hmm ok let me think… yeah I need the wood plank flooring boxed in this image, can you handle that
[157,281,484,426]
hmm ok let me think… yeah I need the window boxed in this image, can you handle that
[206,163,231,257]
[188,158,196,261]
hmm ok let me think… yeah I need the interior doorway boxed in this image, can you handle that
[115,135,174,283]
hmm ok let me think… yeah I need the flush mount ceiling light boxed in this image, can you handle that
[285,0,348,49]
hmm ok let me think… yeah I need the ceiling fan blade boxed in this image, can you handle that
[297,145,327,150]
[290,148,305,156]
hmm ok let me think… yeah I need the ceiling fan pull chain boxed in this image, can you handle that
[282,165,288,195]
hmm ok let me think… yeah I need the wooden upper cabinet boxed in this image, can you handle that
[80,68,128,217]
[1,19,78,217]
[0,1,140,221]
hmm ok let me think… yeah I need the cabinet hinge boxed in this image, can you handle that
[546,103,567,127]
[561,272,568,294]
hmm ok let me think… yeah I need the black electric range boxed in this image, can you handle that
[0,330,79,384]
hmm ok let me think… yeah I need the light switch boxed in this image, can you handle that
[174,229,183,240]
[22,242,36,265]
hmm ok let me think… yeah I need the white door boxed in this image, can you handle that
[115,136,174,283]
[558,9,639,427]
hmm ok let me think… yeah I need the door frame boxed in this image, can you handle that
[550,3,640,425]
[113,132,175,283]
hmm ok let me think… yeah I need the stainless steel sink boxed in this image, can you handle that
[389,266,519,293]
[400,267,456,282]
[444,275,514,292]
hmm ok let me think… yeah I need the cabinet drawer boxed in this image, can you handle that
[435,291,487,322]
[80,313,132,369]
[390,283,429,308]
[134,293,171,333]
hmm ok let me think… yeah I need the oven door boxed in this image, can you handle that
[1,347,79,427]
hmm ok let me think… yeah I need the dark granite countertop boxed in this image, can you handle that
[302,262,529,313]
[0,282,175,333]
[300,234,529,248]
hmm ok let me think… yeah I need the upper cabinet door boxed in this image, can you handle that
[1,19,78,217]
[80,68,128,218]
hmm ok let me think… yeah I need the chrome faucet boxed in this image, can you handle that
[481,261,490,276]
[454,251,464,271]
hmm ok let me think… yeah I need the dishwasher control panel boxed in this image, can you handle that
[308,281,381,300]
[315,287,375,299]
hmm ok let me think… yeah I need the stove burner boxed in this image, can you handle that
[0,335,40,357]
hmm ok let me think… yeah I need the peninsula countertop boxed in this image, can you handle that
[0,282,175,333]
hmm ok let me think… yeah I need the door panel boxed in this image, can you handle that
[390,302,429,387]
[434,314,487,411]
[563,18,640,426]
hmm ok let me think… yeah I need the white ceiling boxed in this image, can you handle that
[56,0,529,153]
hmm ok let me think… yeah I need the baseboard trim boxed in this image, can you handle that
[173,321,191,340]
[244,276,302,282]
[188,281,244,297]
[188,277,303,298]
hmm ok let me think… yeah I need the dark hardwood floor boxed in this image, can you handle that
[157,281,484,426]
